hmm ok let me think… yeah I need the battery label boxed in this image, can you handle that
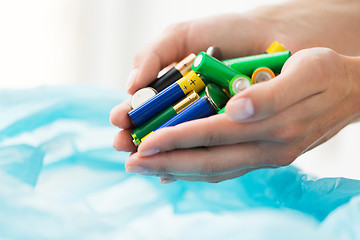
[177,71,206,94]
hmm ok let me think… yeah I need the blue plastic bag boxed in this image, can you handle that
[0,86,359,239]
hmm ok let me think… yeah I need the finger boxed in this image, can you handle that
[127,21,195,94]
[109,100,133,129]
[113,129,137,152]
[137,114,271,156]
[126,142,285,177]
[138,84,337,155]
[127,14,268,94]
[225,49,331,122]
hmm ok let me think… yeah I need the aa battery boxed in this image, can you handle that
[229,74,252,96]
[129,53,196,109]
[155,96,217,130]
[251,67,275,84]
[222,50,291,77]
[266,41,288,53]
[192,52,241,89]
[217,107,225,114]
[128,70,206,127]
[157,62,177,78]
[206,46,223,60]
[149,53,196,92]
[130,87,157,109]
[155,83,229,130]
[131,91,200,146]
[205,83,229,111]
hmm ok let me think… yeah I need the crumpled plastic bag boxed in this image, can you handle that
[0,86,359,240]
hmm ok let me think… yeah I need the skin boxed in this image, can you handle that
[110,0,360,183]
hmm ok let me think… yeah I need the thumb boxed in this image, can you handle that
[127,21,201,95]
[225,63,325,122]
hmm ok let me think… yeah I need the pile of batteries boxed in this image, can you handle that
[128,42,291,146]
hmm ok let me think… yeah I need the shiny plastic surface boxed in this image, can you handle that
[1,86,360,240]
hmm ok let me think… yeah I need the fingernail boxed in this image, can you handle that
[126,68,138,91]
[126,166,148,175]
[227,98,254,121]
[160,178,176,184]
[113,143,120,151]
[139,148,160,157]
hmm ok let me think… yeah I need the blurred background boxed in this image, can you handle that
[0,0,359,179]
[0,0,289,89]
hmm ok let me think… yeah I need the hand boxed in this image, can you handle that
[123,0,360,96]
[124,48,360,183]
[110,13,274,153]
[110,0,360,183]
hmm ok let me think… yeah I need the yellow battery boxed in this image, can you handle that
[266,41,288,53]
[177,70,206,94]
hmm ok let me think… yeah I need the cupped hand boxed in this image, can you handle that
[110,13,274,153]
[110,0,360,183]
[124,48,360,183]
[110,0,360,152]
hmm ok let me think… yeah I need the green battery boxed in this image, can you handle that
[229,74,252,96]
[192,52,241,89]
[222,51,291,77]
[138,86,227,144]
[217,107,225,114]
[131,91,200,146]
[205,83,229,111]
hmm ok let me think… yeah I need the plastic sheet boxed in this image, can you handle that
[0,86,359,240]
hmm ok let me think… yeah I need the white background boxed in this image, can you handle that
[0,0,359,179]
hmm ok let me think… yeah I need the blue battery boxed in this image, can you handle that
[128,70,206,127]
[128,82,184,127]
[155,96,216,130]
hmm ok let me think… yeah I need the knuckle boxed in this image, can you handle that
[151,127,180,150]
[204,132,216,146]
[203,117,227,146]
[163,127,184,150]
[292,48,336,70]
[204,132,224,146]
[309,50,333,74]
[300,48,339,86]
